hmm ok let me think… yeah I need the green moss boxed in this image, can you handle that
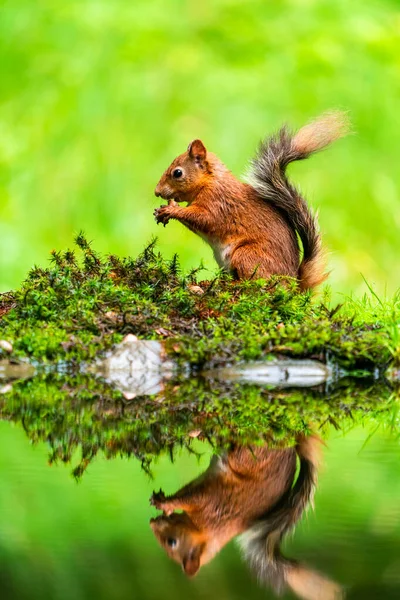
[0,234,399,368]
[1,371,398,478]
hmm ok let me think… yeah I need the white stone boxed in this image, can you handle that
[204,359,331,388]
[93,338,174,397]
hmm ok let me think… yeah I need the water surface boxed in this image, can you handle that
[0,373,399,600]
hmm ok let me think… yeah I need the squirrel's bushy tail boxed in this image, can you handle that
[248,111,349,290]
[238,435,343,600]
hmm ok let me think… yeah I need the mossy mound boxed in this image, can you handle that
[0,234,399,369]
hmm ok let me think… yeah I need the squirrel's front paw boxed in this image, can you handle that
[154,206,172,226]
[150,489,167,509]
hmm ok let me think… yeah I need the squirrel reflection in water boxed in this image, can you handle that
[150,435,343,600]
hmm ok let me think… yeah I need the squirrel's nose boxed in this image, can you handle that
[154,186,162,197]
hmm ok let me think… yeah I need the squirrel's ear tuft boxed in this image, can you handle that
[188,139,207,162]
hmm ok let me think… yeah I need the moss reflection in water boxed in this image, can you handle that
[0,372,397,478]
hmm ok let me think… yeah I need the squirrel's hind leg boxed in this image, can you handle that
[229,245,274,280]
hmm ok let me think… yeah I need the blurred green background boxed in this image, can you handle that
[1,0,400,295]
[1,422,400,599]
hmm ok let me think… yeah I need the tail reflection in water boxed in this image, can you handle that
[150,435,343,600]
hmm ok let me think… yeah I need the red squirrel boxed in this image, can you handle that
[150,435,343,600]
[154,112,349,290]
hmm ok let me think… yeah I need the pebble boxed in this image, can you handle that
[0,340,13,353]
[0,384,13,394]
[188,284,204,296]
[188,430,202,438]
[122,333,138,344]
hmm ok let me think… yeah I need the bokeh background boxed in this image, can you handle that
[1,0,400,295]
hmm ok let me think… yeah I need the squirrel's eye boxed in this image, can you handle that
[172,168,183,179]
[167,538,177,548]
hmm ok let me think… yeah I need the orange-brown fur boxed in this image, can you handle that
[149,436,343,599]
[154,112,349,290]
[150,446,297,573]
